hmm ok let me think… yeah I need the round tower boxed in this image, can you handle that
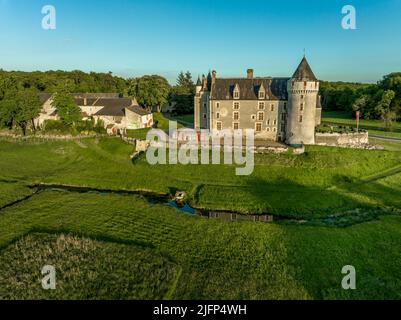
[286,57,320,146]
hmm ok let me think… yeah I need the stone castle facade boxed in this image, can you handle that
[194,57,322,145]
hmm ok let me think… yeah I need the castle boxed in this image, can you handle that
[194,57,322,145]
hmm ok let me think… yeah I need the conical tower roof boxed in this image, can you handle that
[292,57,317,81]
[196,76,201,86]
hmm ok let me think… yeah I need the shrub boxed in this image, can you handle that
[43,120,71,134]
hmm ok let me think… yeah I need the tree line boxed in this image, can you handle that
[320,73,401,128]
[0,69,195,134]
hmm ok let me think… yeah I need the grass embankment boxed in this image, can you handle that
[126,113,185,139]
[0,190,400,299]
[1,138,401,218]
[172,114,194,125]
[322,111,401,138]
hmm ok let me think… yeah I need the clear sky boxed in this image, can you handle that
[0,0,400,83]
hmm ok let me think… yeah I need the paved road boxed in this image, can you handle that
[370,135,401,143]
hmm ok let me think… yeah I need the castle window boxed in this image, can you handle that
[271,105,275,112]
[233,122,239,130]
[258,102,265,110]
[233,112,240,121]
[216,102,220,108]
[216,112,220,119]
[234,91,240,99]
[301,95,304,99]
[299,115,303,123]
[300,103,304,111]
[281,113,286,121]
[267,119,270,125]
[233,102,240,110]
[251,115,256,120]
[273,128,277,132]
[284,102,287,110]
[217,122,222,131]
[266,127,270,132]
[304,81,307,87]
[259,91,265,99]
[255,123,262,132]
[273,119,277,126]
[203,114,207,119]
[258,112,264,121]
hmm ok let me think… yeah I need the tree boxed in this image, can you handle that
[0,89,41,134]
[352,95,369,116]
[128,75,171,112]
[51,91,81,126]
[0,99,17,129]
[14,90,42,134]
[380,73,401,120]
[169,71,195,115]
[375,90,396,130]
[175,71,195,95]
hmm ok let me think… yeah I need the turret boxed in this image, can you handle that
[196,76,202,94]
[286,57,320,145]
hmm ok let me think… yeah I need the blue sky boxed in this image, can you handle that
[0,0,400,83]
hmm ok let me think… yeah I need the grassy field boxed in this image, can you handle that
[1,137,401,217]
[0,233,180,300]
[0,136,401,299]
[322,111,401,138]
[126,113,185,139]
[172,114,194,125]
[0,190,400,299]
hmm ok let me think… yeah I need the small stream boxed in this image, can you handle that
[28,183,275,223]
[3,183,387,227]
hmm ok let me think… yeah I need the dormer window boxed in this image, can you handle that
[233,84,240,100]
[258,84,266,100]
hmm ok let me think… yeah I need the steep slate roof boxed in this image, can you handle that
[94,98,134,116]
[126,105,152,116]
[210,78,289,101]
[72,93,123,99]
[292,57,317,81]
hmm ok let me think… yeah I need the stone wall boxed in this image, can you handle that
[315,132,369,147]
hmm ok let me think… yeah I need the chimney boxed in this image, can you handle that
[212,70,217,84]
[247,69,254,79]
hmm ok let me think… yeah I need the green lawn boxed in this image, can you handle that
[0,190,400,299]
[126,113,184,139]
[322,111,401,138]
[172,114,194,125]
[0,137,401,218]
[126,128,151,140]
[1,137,401,299]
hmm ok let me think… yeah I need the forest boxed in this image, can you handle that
[320,73,401,127]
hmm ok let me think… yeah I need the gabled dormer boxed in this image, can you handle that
[258,83,266,100]
[233,83,240,100]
